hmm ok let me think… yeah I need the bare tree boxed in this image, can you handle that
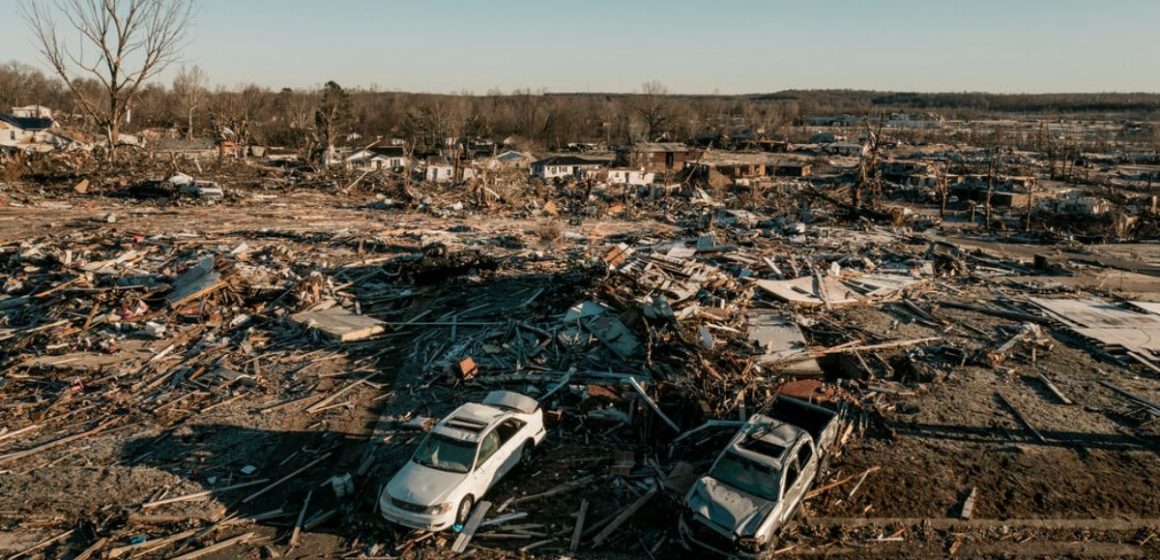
[636,81,672,141]
[21,0,192,160]
[934,160,949,218]
[209,84,269,148]
[173,65,207,139]
[315,81,352,165]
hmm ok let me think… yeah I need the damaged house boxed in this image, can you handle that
[583,168,657,186]
[0,108,79,153]
[531,155,609,180]
[951,174,1040,207]
[772,160,812,177]
[346,145,409,172]
[686,157,767,189]
[615,142,698,173]
[879,160,937,187]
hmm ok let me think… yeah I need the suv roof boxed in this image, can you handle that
[725,414,806,469]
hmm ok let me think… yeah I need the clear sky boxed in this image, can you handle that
[2,0,1158,94]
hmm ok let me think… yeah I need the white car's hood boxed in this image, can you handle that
[388,461,468,506]
[687,476,776,537]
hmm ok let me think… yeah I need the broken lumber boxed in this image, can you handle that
[5,529,74,560]
[806,466,881,500]
[570,499,589,552]
[107,529,200,558]
[141,479,270,509]
[289,490,312,547]
[0,417,120,465]
[627,377,680,432]
[306,373,375,414]
[937,301,1051,325]
[592,487,657,547]
[1099,381,1160,414]
[242,452,333,503]
[996,392,1046,443]
[451,500,492,553]
[170,532,255,560]
[507,475,596,507]
[1037,373,1072,405]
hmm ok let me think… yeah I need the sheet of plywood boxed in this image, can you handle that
[756,276,861,307]
[290,307,385,342]
[747,311,823,376]
[1029,298,1160,329]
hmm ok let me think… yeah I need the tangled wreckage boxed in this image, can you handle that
[0,149,1159,560]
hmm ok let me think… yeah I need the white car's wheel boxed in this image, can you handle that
[456,495,474,526]
[519,441,535,467]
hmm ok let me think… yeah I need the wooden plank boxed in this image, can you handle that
[1037,374,1073,405]
[451,500,492,553]
[107,529,200,558]
[306,373,376,414]
[5,529,73,560]
[1099,381,1160,413]
[72,537,107,560]
[290,307,385,342]
[996,392,1046,443]
[507,475,596,507]
[627,378,680,432]
[241,452,333,503]
[169,532,254,560]
[141,479,270,509]
[570,499,588,552]
[0,417,119,465]
[592,487,657,547]
[806,466,881,500]
[289,490,312,547]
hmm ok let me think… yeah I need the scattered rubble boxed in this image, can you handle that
[1,130,1158,560]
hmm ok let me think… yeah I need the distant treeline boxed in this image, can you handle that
[2,60,1157,153]
[754,90,1160,116]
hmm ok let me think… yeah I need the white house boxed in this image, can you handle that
[585,168,656,186]
[530,155,607,180]
[346,145,408,172]
[423,161,456,183]
[825,142,868,157]
[0,113,69,152]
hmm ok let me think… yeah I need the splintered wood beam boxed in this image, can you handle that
[592,487,657,547]
[451,500,492,553]
[570,499,589,552]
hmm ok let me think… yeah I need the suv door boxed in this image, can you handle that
[781,441,815,519]
[776,447,802,526]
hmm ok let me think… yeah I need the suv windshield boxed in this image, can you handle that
[710,452,780,501]
[413,433,477,473]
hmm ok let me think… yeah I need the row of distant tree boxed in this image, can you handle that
[6,59,1158,155]
[6,0,1159,163]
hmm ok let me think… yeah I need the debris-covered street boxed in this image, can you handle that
[2,161,1158,559]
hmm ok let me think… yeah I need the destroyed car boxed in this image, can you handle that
[379,391,546,531]
[679,396,839,557]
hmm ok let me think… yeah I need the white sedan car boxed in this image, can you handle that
[379,391,546,531]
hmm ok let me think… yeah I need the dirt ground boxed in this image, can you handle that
[1,191,1158,559]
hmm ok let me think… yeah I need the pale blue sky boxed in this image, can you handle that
[3,0,1158,93]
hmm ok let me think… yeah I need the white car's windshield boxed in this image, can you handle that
[710,452,780,501]
[413,433,476,473]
